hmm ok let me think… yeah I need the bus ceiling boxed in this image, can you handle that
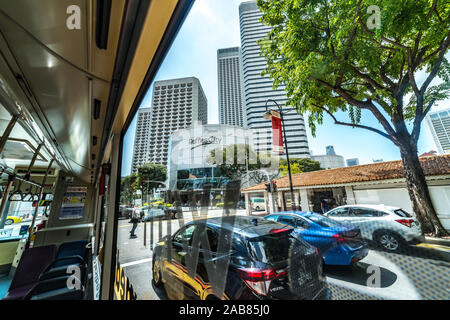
[0,0,192,183]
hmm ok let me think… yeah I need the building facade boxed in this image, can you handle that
[147,77,207,168]
[167,124,256,203]
[346,158,360,167]
[131,108,152,173]
[311,146,346,169]
[239,1,310,158]
[217,47,246,127]
[426,108,450,154]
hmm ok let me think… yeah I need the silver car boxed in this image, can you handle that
[324,204,424,251]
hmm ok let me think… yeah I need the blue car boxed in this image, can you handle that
[265,211,368,266]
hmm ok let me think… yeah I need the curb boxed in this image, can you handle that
[424,236,450,247]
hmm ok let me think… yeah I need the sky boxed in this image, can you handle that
[121,0,449,177]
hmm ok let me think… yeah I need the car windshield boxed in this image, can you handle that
[392,209,412,218]
[247,232,294,264]
[305,214,345,228]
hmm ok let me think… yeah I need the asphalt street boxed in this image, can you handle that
[116,209,450,300]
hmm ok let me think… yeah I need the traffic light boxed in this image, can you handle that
[272,181,277,192]
[265,183,271,192]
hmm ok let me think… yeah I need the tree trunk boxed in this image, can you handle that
[399,141,448,237]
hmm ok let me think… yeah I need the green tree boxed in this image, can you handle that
[120,174,138,206]
[136,163,167,203]
[257,0,449,236]
[280,158,323,173]
[206,144,279,184]
[279,162,303,177]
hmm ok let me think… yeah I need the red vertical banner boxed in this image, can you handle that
[271,111,283,154]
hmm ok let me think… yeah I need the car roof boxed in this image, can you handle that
[187,215,293,238]
[267,211,321,219]
[328,204,399,211]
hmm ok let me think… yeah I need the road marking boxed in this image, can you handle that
[121,258,152,268]
[416,243,450,252]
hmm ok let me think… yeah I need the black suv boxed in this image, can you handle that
[152,216,329,300]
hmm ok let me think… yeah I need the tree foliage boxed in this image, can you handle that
[206,144,279,181]
[279,158,323,174]
[257,0,449,146]
[136,163,167,196]
[120,174,138,206]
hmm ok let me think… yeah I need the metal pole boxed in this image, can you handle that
[28,159,54,243]
[279,111,296,211]
[143,220,147,247]
[0,114,19,154]
[0,176,15,229]
[265,99,296,211]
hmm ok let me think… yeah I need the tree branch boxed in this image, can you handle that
[357,18,409,51]
[419,31,450,95]
[313,104,393,141]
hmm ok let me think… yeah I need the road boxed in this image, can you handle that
[116,209,450,300]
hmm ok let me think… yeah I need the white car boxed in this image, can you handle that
[324,204,424,251]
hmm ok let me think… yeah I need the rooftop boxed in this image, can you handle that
[242,154,450,192]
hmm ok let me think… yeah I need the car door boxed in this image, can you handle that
[351,208,389,238]
[166,224,198,299]
[346,207,378,238]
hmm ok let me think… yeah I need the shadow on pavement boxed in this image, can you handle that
[367,241,450,262]
[151,282,169,300]
[324,262,397,288]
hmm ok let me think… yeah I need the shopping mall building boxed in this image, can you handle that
[167,124,257,205]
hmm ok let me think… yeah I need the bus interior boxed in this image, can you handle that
[0,0,193,300]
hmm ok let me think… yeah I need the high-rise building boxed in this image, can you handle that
[217,47,246,127]
[131,108,151,173]
[131,77,207,173]
[426,108,450,154]
[346,158,360,167]
[311,146,345,169]
[239,1,310,158]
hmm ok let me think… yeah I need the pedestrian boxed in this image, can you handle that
[130,208,139,239]
[320,197,330,214]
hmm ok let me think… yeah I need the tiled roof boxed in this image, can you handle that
[242,154,450,192]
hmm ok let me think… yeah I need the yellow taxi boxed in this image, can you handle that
[5,216,23,225]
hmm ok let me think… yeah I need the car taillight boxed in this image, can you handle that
[237,268,285,296]
[332,233,346,243]
[396,219,414,228]
[269,228,290,234]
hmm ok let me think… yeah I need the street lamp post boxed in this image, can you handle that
[264,99,297,211]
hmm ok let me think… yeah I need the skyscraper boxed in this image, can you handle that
[217,47,246,127]
[239,1,310,158]
[426,108,450,154]
[131,77,207,173]
[131,108,151,173]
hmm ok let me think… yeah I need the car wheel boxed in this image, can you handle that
[152,258,163,287]
[374,231,405,252]
[5,219,13,225]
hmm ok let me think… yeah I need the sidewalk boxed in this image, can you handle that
[424,236,450,247]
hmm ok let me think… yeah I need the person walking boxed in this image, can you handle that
[320,197,330,214]
[130,208,139,238]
